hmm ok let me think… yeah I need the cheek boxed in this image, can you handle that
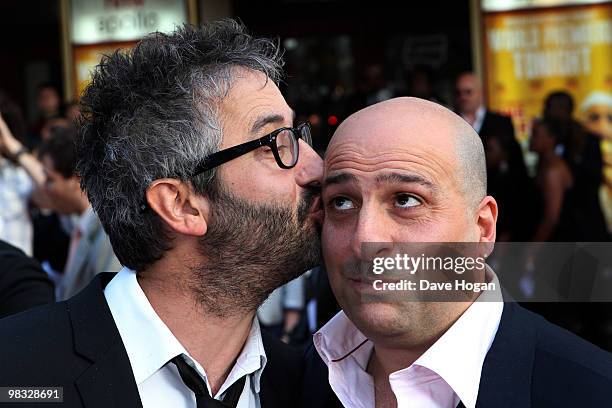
[223,165,296,204]
[403,207,472,242]
[321,221,352,274]
[322,222,344,263]
[441,209,474,240]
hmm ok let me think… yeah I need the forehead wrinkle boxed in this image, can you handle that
[374,172,436,190]
[326,145,456,180]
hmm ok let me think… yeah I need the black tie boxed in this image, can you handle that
[170,356,246,408]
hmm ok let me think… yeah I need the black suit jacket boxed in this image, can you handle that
[0,273,302,407]
[0,239,54,319]
[479,110,515,142]
[480,110,527,176]
[302,302,612,407]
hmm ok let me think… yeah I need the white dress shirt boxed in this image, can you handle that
[104,267,267,408]
[314,270,503,408]
[462,105,486,134]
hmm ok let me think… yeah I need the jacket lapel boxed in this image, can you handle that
[67,273,143,408]
[476,302,536,408]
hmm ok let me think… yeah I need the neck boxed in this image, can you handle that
[77,202,90,216]
[137,263,255,395]
[74,191,91,215]
[367,301,472,377]
[368,342,430,377]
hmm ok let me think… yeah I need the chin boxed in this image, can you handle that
[343,301,409,338]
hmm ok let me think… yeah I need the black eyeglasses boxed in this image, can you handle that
[139,123,312,213]
[191,122,312,177]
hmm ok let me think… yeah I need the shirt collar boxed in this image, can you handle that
[472,105,486,133]
[404,269,503,408]
[315,268,503,408]
[104,267,267,397]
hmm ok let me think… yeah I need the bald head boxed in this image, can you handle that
[327,97,486,208]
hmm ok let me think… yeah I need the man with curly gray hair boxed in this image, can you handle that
[0,20,323,408]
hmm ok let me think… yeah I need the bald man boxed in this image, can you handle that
[455,73,512,142]
[303,98,612,408]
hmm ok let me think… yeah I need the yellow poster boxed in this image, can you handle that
[483,3,612,230]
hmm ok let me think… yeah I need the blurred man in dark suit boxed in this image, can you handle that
[455,73,515,145]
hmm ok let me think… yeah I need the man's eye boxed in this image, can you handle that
[330,197,355,211]
[394,194,421,209]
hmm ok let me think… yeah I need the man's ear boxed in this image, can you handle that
[146,178,209,236]
[476,195,497,243]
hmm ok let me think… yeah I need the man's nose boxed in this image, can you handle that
[350,209,393,260]
[294,141,323,188]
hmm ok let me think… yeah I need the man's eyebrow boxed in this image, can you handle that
[375,172,435,189]
[324,172,358,186]
[251,114,287,134]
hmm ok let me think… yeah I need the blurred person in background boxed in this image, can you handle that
[0,92,39,255]
[257,275,305,344]
[527,117,611,348]
[0,92,71,274]
[1,111,119,299]
[543,91,609,241]
[580,91,612,232]
[37,128,121,299]
[40,116,72,142]
[529,118,576,242]
[455,73,512,138]
[454,73,527,181]
[29,82,62,146]
[64,100,82,124]
[0,239,54,319]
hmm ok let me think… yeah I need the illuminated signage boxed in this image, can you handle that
[482,0,610,12]
[70,0,188,45]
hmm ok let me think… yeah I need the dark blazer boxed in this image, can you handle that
[0,273,302,407]
[302,302,612,407]
[0,239,54,319]
[479,110,515,143]
[480,110,527,177]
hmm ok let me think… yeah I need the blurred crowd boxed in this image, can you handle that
[0,68,610,346]
[0,84,120,305]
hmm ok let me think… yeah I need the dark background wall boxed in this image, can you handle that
[0,0,63,122]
